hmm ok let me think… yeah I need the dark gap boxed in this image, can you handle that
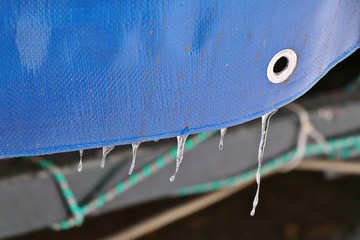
[273,56,289,74]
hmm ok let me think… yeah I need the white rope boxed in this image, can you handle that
[282,103,330,172]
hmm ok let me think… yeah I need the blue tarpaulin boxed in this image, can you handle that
[0,1,359,158]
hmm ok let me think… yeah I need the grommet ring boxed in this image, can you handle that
[267,49,297,84]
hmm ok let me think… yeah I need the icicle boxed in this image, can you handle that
[78,150,83,172]
[169,134,189,182]
[129,142,141,175]
[250,109,277,216]
[219,128,227,150]
[101,146,114,169]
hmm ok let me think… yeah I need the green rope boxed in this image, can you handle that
[25,131,216,230]
[25,132,360,231]
[344,74,360,93]
[26,158,84,228]
[175,134,360,196]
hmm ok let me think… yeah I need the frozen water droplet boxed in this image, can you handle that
[101,146,114,169]
[170,134,189,182]
[219,128,227,150]
[129,142,141,175]
[78,150,83,172]
[251,109,277,216]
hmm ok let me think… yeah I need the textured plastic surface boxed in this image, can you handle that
[0,1,359,158]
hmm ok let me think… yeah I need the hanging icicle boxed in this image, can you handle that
[219,128,227,150]
[129,142,141,175]
[251,109,277,216]
[101,146,115,169]
[170,134,189,182]
[78,150,83,172]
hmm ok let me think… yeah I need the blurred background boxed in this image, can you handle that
[2,49,360,240]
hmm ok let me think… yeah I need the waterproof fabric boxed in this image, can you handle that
[0,1,359,158]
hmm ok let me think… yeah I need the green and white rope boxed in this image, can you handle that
[175,134,360,196]
[26,131,216,230]
[25,131,360,230]
[22,74,360,231]
[27,157,84,228]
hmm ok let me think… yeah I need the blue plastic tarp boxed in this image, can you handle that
[0,1,359,158]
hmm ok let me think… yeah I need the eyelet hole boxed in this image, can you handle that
[267,49,297,84]
[273,56,289,75]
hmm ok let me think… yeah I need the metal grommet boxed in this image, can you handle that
[267,49,297,84]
